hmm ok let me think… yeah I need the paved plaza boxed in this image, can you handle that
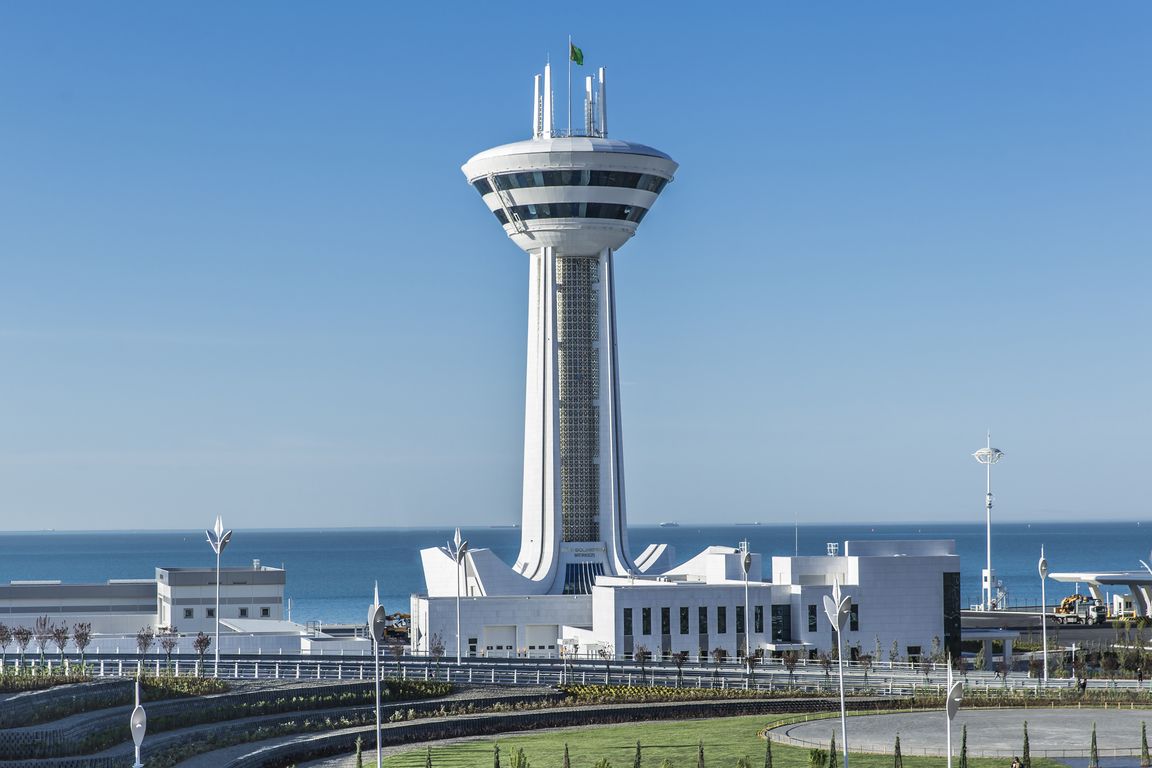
[775,708,1152,760]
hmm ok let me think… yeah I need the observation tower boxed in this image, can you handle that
[461,62,677,595]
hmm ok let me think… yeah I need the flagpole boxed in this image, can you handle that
[567,35,572,135]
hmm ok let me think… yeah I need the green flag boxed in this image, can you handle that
[570,43,584,66]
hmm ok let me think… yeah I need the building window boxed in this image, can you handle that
[698,606,708,634]
[717,606,727,634]
[661,607,670,636]
[206,608,215,619]
[735,605,745,634]
[849,604,859,632]
[239,608,249,618]
[943,572,962,660]
[261,607,271,618]
[183,608,194,620]
[807,604,817,632]
[907,645,922,662]
[771,604,793,643]
[623,608,633,636]
[680,607,690,635]
[642,607,652,635]
[754,605,764,634]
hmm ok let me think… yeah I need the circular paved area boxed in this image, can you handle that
[775,709,1152,759]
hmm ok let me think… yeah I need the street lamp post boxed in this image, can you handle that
[945,658,963,768]
[972,435,1005,611]
[1039,547,1049,684]
[823,579,851,768]
[204,514,232,678]
[369,583,387,768]
[447,528,469,665]
[130,676,147,768]
[741,545,752,661]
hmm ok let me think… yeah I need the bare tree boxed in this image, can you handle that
[672,650,690,687]
[818,651,833,681]
[72,623,92,665]
[634,645,652,684]
[782,651,800,685]
[50,623,70,664]
[193,632,212,675]
[136,626,155,666]
[428,633,445,672]
[0,623,10,665]
[33,615,52,664]
[710,646,726,678]
[597,643,614,683]
[13,626,32,666]
[859,654,874,683]
[159,627,180,670]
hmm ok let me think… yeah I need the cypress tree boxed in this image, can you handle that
[829,733,838,768]
[1022,721,1031,768]
[1090,723,1099,768]
[564,744,571,768]
[495,744,501,768]
[426,747,433,768]
[1142,722,1150,768]
[635,741,642,768]
[764,736,773,768]
[959,724,968,768]
[698,741,705,768]
[893,735,903,768]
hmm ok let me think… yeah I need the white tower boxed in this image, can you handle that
[462,63,677,595]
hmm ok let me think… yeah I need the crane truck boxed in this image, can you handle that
[1053,594,1106,625]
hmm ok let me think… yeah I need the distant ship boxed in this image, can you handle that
[659,522,680,528]
[735,522,761,526]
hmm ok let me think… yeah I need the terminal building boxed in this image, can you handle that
[412,60,962,662]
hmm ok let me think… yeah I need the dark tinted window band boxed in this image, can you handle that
[473,170,667,196]
[493,202,648,226]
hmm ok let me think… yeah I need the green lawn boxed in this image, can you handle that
[381,714,1066,768]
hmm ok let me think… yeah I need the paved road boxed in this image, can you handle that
[776,708,1152,759]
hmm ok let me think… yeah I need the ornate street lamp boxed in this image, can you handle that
[945,658,963,768]
[972,435,1005,611]
[130,676,147,767]
[741,546,752,660]
[368,582,387,768]
[1039,547,1049,683]
[823,578,851,768]
[205,514,232,677]
[447,528,469,665]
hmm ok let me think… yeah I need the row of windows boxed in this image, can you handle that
[181,606,270,620]
[623,605,768,637]
[493,203,648,226]
[806,603,860,632]
[472,170,669,196]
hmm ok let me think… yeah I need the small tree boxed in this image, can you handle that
[1102,652,1120,683]
[159,627,179,670]
[1141,721,1149,768]
[0,623,11,665]
[1022,721,1031,768]
[634,740,642,768]
[355,735,364,768]
[672,650,689,687]
[1089,722,1099,768]
[697,740,705,768]
[764,735,773,768]
[808,750,827,768]
[634,645,652,684]
[428,633,445,669]
[493,744,501,768]
[873,636,883,667]
[50,623,69,664]
[783,651,800,685]
[427,746,434,768]
[72,622,92,665]
[893,734,903,768]
[33,615,51,664]
[13,626,31,666]
[960,724,968,768]
[193,631,212,674]
[859,654,873,683]
[829,732,838,768]
[563,743,571,768]
[930,635,942,663]
[136,626,155,666]
[710,647,726,677]
[819,651,833,681]
[597,644,614,683]
[510,748,529,768]
[889,639,901,665]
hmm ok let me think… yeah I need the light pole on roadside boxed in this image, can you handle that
[823,578,851,768]
[130,675,147,768]
[741,544,752,661]
[205,514,232,678]
[368,582,387,768]
[945,657,963,768]
[1039,546,1049,683]
[447,528,469,665]
[973,435,1005,611]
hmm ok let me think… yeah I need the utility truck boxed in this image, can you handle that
[1054,594,1107,625]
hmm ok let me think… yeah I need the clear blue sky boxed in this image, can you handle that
[1,3,1149,531]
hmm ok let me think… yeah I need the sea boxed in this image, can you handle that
[0,521,1148,626]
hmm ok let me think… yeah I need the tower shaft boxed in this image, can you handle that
[518,246,631,592]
